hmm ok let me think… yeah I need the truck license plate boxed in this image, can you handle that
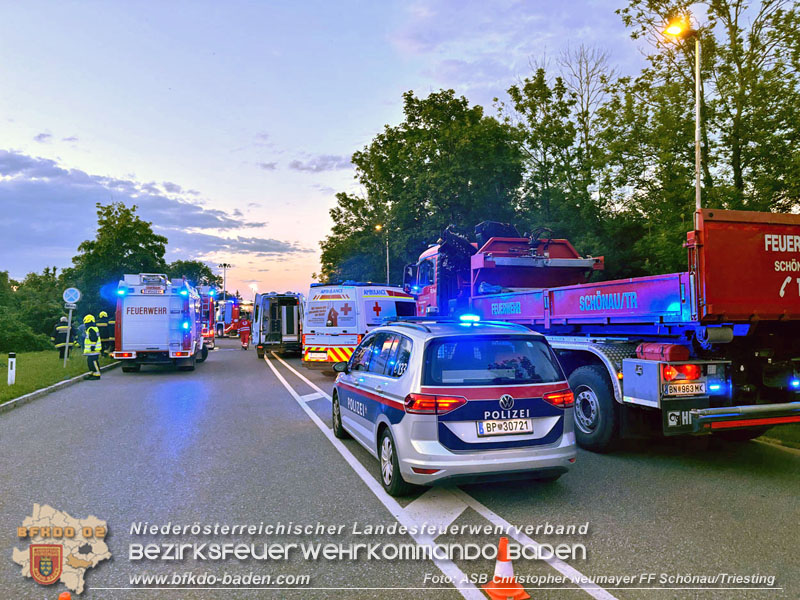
[665,382,706,396]
[141,287,164,294]
[307,352,327,361]
[477,419,533,437]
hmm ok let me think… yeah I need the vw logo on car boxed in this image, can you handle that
[499,394,514,410]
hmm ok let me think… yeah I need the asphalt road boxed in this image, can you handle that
[1,338,797,599]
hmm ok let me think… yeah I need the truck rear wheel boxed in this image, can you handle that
[197,346,208,363]
[569,365,619,452]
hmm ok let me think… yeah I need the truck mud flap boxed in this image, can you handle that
[690,402,800,433]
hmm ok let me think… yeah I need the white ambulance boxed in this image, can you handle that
[112,273,207,372]
[302,283,416,368]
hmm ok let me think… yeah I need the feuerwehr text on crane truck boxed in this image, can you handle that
[403,209,800,451]
[112,273,208,372]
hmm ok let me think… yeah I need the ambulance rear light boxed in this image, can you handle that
[662,364,702,382]
[113,351,136,359]
[543,389,575,408]
[404,393,467,415]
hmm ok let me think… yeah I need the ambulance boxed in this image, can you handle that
[253,292,304,358]
[112,273,207,372]
[302,283,416,368]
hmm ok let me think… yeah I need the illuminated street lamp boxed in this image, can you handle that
[249,282,258,303]
[664,16,702,211]
[375,224,389,285]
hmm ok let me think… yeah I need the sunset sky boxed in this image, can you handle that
[0,0,649,295]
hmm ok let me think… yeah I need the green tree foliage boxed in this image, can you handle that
[319,90,523,283]
[166,260,222,288]
[63,202,168,316]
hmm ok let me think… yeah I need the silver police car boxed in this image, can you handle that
[332,317,577,496]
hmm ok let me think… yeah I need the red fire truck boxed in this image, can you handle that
[197,285,217,349]
[403,210,800,451]
[112,273,207,372]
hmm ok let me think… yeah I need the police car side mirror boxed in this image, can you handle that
[333,361,349,374]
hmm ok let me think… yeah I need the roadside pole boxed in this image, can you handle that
[7,352,15,385]
[62,288,81,368]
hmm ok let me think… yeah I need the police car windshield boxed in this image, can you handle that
[423,335,564,386]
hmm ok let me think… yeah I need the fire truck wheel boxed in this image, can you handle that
[331,393,350,440]
[197,346,208,363]
[121,364,141,373]
[713,427,771,442]
[569,365,619,452]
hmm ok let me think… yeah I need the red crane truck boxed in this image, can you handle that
[403,209,800,451]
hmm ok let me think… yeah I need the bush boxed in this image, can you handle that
[0,307,52,352]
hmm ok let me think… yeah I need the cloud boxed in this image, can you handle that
[257,161,277,170]
[288,154,351,172]
[0,149,310,278]
[62,136,79,142]
[255,132,270,142]
[311,183,336,195]
[33,132,53,143]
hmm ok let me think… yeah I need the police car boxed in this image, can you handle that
[332,316,577,496]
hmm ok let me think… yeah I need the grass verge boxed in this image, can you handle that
[760,424,800,449]
[0,350,115,404]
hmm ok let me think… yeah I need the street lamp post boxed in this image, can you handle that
[218,263,232,303]
[665,17,702,211]
[375,224,389,285]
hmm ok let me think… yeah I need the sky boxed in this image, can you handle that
[0,0,649,295]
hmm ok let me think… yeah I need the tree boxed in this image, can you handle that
[64,202,167,315]
[166,260,222,287]
[320,90,523,282]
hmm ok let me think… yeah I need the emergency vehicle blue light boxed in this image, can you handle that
[791,378,800,389]
[179,289,188,296]
[709,384,722,392]
[116,288,126,296]
[182,321,190,330]
[459,314,480,322]
[209,290,216,296]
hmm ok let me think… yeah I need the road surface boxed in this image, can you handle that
[0,338,797,599]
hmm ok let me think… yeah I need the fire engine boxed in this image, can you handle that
[216,298,241,337]
[112,273,207,372]
[403,210,800,451]
[197,285,217,349]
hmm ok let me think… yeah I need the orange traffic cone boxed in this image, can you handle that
[482,537,530,600]
[59,593,71,600]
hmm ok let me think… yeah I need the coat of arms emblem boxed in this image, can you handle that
[30,544,62,585]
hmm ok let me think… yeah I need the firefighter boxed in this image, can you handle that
[96,311,109,356]
[238,315,251,350]
[83,314,102,380]
[50,316,73,359]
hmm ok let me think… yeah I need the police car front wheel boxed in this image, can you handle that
[378,429,413,497]
[331,394,350,440]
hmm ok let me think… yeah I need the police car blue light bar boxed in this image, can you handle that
[459,314,480,322]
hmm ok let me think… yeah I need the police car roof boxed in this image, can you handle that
[383,318,537,337]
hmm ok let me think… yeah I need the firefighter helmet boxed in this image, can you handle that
[99,311,108,318]
[83,314,95,324]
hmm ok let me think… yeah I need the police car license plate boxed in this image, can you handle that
[307,352,327,361]
[477,419,533,437]
[665,382,706,396]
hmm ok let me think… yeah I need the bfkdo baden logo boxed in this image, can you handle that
[13,504,111,595]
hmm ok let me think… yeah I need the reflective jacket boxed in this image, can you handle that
[50,323,73,348]
[106,316,116,342]
[83,325,102,355]
[96,317,109,342]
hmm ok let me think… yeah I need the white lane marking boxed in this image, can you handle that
[271,353,332,399]
[271,353,617,600]
[263,355,484,600]
[404,488,468,533]
[300,392,324,402]
[450,488,618,600]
